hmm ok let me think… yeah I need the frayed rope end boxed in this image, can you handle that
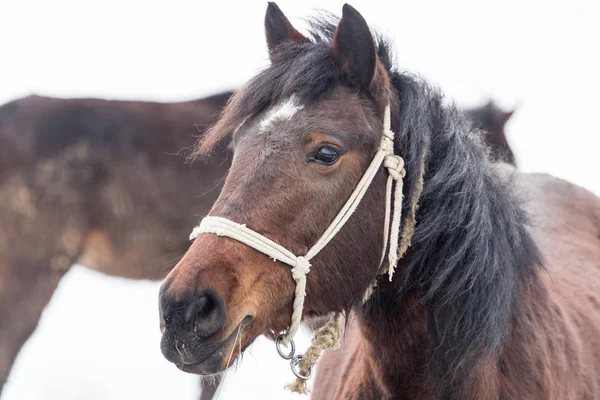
[285,380,310,395]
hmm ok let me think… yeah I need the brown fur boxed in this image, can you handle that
[0,92,233,395]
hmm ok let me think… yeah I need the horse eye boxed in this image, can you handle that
[311,146,340,165]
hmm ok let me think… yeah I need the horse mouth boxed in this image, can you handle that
[174,316,252,375]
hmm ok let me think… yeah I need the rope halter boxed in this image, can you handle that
[189,103,406,393]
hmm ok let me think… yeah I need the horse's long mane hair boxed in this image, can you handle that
[194,14,542,393]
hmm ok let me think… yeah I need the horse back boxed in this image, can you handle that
[501,169,600,398]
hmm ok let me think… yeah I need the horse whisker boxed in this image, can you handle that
[225,323,242,370]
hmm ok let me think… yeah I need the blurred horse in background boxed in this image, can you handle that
[466,101,516,165]
[0,91,233,398]
[0,87,515,399]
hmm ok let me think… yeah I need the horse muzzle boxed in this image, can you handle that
[158,283,253,374]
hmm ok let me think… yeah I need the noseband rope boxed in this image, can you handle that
[190,104,407,394]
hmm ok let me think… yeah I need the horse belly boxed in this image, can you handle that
[76,227,188,281]
[78,164,211,280]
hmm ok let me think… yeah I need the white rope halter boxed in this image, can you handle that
[189,103,406,389]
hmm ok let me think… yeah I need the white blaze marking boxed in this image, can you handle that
[259,96,304,132]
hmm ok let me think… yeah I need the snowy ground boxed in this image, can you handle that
[2,267,313,400]
[1,0,599,399]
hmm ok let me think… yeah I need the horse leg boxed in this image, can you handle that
[0,160,87,395]
[199,375,222,400]
[0,261,69,394]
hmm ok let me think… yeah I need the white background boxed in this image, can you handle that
[1,0,599,399]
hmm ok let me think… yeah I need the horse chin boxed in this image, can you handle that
[165,316,253,376]
[175,346,230,375]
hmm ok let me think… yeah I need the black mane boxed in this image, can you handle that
[197,15,542,394]
[391,73,541,390]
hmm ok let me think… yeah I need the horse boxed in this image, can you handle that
[465,101,516,165]
[0,91,233,398]
[159,3,600,399]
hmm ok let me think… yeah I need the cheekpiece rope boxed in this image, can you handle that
[190,104,407,394]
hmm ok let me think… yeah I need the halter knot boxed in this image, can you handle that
[384,155,406,181]
[292,256,311,280]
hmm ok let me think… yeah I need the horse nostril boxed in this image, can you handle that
[189,289,227,338]
[183,296,208,324]
[159,286,227,337]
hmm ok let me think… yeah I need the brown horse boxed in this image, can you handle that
[160,3,600,399]
[0,91,233,397]
[466,101,516,165]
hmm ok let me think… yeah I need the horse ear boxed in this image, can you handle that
[264,2,309,58]
[502,109,515,124]
[332,4,377,90]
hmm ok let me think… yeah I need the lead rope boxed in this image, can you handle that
[189,104,407,395]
